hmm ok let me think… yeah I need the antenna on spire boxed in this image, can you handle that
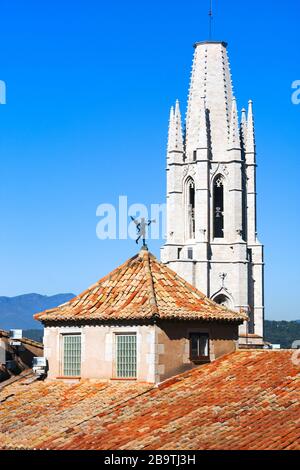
[209,0,213,40]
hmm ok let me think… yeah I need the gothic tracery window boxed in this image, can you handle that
[213,175,224,238]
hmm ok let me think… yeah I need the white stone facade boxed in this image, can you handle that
[161,41,264,339]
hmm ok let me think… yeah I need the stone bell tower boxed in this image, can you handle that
[161,41,264,342]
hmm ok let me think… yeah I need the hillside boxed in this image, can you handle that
[264,320,300,349]
[0,293,75,330]
[1,294,299,349]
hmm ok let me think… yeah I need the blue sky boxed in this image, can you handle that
[0,0,299,320]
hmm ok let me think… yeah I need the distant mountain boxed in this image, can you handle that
[265,320,300,349]
[23,329,44,343]
[0,293,75,330]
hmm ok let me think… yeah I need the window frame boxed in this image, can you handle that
[114,332,137,380]
[61,333,82,378]
[189,332,210,363]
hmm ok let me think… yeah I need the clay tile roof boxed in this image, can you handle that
[34,249,247,324]
[0,329,42,348]
[0,351,299,450]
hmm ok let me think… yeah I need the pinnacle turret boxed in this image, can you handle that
[246,100,256,154]
[240,108,247,150]
[167,101,184,153]
[174,100,184,152]
[167,106,175,153]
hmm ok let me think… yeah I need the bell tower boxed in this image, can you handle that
[161,41,264,342]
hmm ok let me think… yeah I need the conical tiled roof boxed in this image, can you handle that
[34,249,247,323]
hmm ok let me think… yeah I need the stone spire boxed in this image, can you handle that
[185,41,233,160]
[167,101,184,153]
[228,97,240,149]
[174,100,184,152]
[167,106,175,153]
[240,108,247,150]
[246,100,256,154]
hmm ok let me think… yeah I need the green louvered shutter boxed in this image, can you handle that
[116,334,137,378]
[63,334,81,376]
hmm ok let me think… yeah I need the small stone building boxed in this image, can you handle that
[35,248,247,383]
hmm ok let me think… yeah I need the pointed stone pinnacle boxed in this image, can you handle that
[240,108,247,149]
[167,101,184,153]
[167,106,175,153]
[173,100,184,152]
[246,100,256,154]
[170,105,175,122]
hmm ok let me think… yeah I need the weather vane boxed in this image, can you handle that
[130,216,156,248]
[209,0,213,40]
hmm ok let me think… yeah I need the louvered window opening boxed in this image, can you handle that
[116,334,137,379]
[63,334,81,376]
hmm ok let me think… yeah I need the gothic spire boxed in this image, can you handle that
[167,101,184,153]
[174,100,184,152]
[246,100,256,154]
[240,108,247,150]
[185,41,233,159]
[167,106,175,153]
[228,97,240,149]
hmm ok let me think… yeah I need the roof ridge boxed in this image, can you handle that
[35,250,248,324]
[139,249,159,319]
[34,253,141,320]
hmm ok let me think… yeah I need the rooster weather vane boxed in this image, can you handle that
[130,216,156,248]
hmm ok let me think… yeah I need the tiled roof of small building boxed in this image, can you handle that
[0,351,299,450]
[0,329,43,349]
[34,248,247,324]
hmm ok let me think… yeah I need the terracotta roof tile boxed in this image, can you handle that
[0,329,42,349]
[34,249,247,324]
[0,351,299,450]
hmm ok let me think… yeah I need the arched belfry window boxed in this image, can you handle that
[213,175,224,239]
[186,178,195,239]
[213,294,231,309]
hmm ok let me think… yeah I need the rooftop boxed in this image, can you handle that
[34,249,247,324]
[0,350,299,450]
[194,40,228,48]
[0,329,42,349]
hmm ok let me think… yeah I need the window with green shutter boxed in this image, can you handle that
[63,334,81,376]
[116,333,137,379]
